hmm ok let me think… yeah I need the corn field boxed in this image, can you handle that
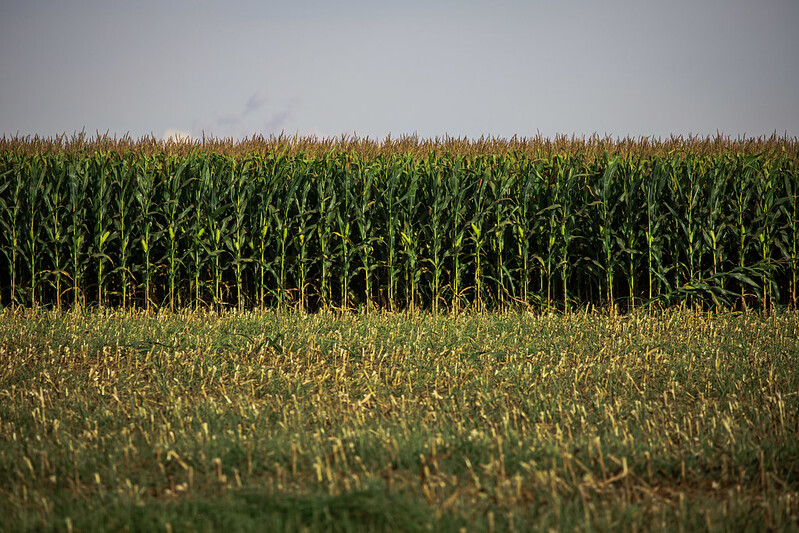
[1,134,797,312]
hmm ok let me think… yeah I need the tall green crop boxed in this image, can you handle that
[487,155,516,309]
[399,159,421,309]
[134,156,158,310]
[703,156,731,308]
[730,156,758,307]
[228,158,253,312]
[1,156,31,306]
[20,156,47,306]
[41,156,68,309]
[90,153,114,307]
[382,156,406,310]
[643,160,669,302]
[668,155,703,293]
[162,157,190,311]
[466,160,489,311]
[541,157,581,311]
[510,158,541,307]
[594,157,620,306]
[617,160,643,308]
[110,157,137,308]
[1,139,797,312]
[421,155,450,313]
[315,155,337,308]
[753,160,781,310]
[353,158,377,310]
[779,160,799,306]
[0,162,13,306]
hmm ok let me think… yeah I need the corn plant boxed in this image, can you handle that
[381,156,406,310]
[779,160,799,306]
[593,157,620,306]
[487,155,516,309]
[730,155,758,307]
[558,165,583,312]
[617,159,643,309]
[466,162,490,311]
[333,155,361,309]
[0,163,12,306]
[252,154,287,307]
[752,158,782,310]
[703,156,731,307]
[20,156,48,306]
[89,153,114,307]
[134,156,158,311]
[229,158,256,311]
[353,158,377,310]
[315,155,338,308]
[398,159,421,309]
[448,158,473,312]
[643,160,669,302]
[667,155,704,293]
[0,155,28,306]
[272,168,301,308]
[110,157,137,307]
[420,156,450,313]
[66,157,91,307]
[290,161,315,311]
[161,157,191,311]
[539,167,559,308]
[540,157,581,311]
[41,157,68,309]
[510,158,542,306]
[268,156,316,309]
[187,158,208,308]
[207,157,235,308]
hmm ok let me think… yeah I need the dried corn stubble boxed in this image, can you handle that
[0,308,797,530]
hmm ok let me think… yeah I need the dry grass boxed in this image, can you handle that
[1,308,798,531]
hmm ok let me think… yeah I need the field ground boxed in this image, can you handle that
[1,308,798,532]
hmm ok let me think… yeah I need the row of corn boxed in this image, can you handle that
[0,147,797,311]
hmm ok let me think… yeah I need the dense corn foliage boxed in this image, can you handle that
[1,134,797,311]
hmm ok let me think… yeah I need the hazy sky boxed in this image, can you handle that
[2,0,797,141]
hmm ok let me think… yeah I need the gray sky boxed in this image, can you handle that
[2,0,797,141]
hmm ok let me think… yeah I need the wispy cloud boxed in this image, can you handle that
[244,93,267,116]
[261,98,301,135]
[192,92,299,139]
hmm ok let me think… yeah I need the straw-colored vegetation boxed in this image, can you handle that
[1,308,798,531]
